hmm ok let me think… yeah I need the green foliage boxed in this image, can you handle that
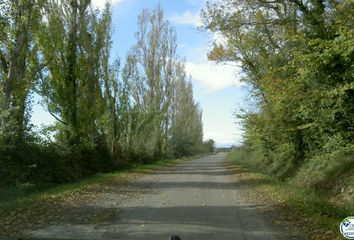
[202,139,215,153]
[0,0,43,145]
[37,0,109,147]
[227,151,350,238]
[292,143,354,189]
[0,2,209,189]
[122,6,205,161]
[202,0,354,191]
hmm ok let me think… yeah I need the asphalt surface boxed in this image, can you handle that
[27,153,294,240]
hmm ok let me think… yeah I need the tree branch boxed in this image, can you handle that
[47,108,68,125]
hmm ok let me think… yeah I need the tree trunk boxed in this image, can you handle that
[65,0,79,145]
[1,0,32,144]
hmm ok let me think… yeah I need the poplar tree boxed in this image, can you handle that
[0,0,42,145]
[38,0,108,148]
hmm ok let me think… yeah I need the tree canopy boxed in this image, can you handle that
[0,1,212,187]
[202,0,354,186]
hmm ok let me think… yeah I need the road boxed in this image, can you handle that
[27,153,297,240]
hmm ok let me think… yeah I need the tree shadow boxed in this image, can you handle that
[116,204,300,240]
[107,179,272,191]
[10,154,301,240]
[152,169,241,176]
[21,205,297,240]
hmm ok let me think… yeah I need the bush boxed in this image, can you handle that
[292,144,354,189]
[0,142,115,189]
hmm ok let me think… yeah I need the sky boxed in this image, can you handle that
[32,0,249,147]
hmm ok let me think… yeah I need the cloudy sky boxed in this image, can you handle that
[32,0,248,147]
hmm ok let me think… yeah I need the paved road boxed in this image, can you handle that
[27,153,294,240]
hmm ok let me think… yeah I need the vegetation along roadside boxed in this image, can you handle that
[0,154,206,235]
[227,151,353,240]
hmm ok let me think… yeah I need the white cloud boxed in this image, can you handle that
[91,0,123,10]
[169,11,202,27]
[185,62,243,91]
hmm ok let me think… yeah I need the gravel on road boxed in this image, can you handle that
[15,153,302,239]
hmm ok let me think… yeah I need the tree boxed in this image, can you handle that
[0,0,43,145]
[202,0,354,179]
[203,139,215,153]
[38,0,110,148]
[0,2,207,187]
[120,5,205,161]
[124,5,178,161]
[170,61,204,157]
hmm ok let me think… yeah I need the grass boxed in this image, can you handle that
[227,151,348,239]
[0,154,201,215]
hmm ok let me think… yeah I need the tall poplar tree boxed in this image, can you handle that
[0,0,42,145]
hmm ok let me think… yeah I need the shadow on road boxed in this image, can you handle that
[102,205,291,240]
[16,154,301,240]
[103,179,272,191]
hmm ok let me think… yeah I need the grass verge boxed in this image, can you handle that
[0,154,203,217]
[227,151,348,240]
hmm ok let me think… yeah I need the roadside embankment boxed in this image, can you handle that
[227,150,353,240]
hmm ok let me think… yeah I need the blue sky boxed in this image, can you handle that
[32,0,248,147]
